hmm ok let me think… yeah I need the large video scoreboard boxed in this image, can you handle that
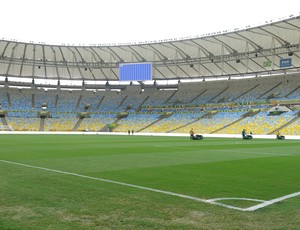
[119,63,152,81]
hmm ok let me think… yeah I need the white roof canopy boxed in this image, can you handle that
[1,16,300,81]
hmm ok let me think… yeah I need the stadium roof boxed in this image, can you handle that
[1,15,300,82]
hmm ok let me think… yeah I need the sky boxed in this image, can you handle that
[1,0,299,45]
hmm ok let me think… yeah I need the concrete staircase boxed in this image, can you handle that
[72,118,84,131]
[189,89,207,103]
[211,109,261,134]
[209,87,229,103]
[137,116,166,132]
[39,118,45,131]
[268,112,300,135]
[1,117,11,130]
[232,84,259,101]
[258,82,282,99]
[168,111,218,133]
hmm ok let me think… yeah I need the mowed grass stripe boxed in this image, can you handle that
[1,135,296,174]
[1,134,300,229]
[1,135,300,199]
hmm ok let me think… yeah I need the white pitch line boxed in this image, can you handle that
[207,198,266,212]
[0,159,209,204]
[209,197,266,202]
[244,191,300,211]
[1,159,299,212]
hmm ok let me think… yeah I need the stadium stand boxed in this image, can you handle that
[1,13,300,135]
[1,73,300,134]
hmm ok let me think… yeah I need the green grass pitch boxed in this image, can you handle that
[1,134,300,229]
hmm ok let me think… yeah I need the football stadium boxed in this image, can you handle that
[1,2,300,229]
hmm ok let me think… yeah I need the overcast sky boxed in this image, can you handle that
[1,0,299,45]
